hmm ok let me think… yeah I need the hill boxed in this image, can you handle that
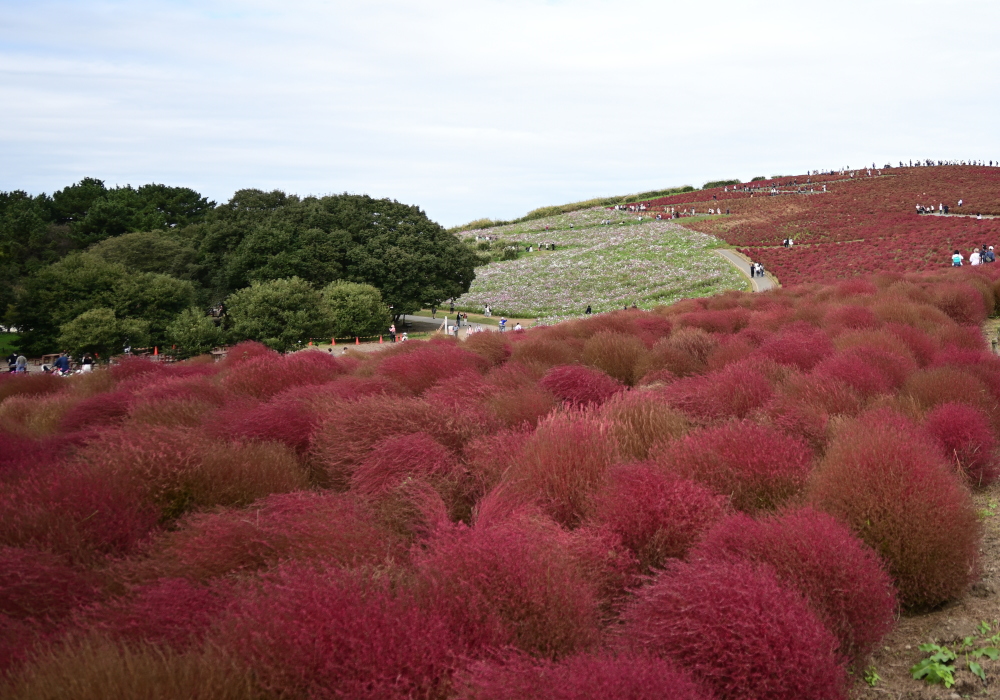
[453,207,746,322]
[642,164,1000,285]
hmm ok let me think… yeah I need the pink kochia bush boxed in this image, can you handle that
[414,516,602,658]
[539,365,623,407]
[923,402,1000,486]
[618,559,847,700]
[689,508,897,666]
[216,563,466,700]
[457,653,712,700]
[653,421,813,513]
[809,410,981,609]
[590,463,728,572]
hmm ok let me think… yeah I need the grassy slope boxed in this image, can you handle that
[454,207,747,323]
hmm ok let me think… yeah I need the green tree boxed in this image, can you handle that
[88,231,200,280]
[197,191,480,315]
[11,253,196,354]
[321,280,391,339]
[50,178,107,225]
[58,308,150,358]
[167,307,223,357]
[225,277,333,352]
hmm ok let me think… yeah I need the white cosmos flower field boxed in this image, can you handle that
[455,207,747,323]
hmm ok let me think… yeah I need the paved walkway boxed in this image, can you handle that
[715,249,777,292]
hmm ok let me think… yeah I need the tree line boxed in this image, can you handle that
[1,179,481,355]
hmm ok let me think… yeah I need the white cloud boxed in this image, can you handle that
[1,0,998,225]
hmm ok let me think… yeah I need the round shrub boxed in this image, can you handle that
[924,402,1000,486]
[351,432,458,496]
[82,577,231,651]
[581,332,649,385]
[652,421,813,513]
[811,351,894,398]
[641,328,717,378]
[464,331,512,366]
[414,517,601,658]
[809,410,981,609]
[457,652,712,700]
[484,386,557,429]
[660,358,775,421]
[689,508,897,666]
[377,343,489,395]
[58,390,132,433]
[618,559,846,700]
[598,391,688,461]
[499,412,618,527]
[131,491,400,582]
[0,372,65,403]
[590,463,728,572]
[539,365,623,408]
[221,349,347,400]
[0,547,101,621]
[216,563,465,700]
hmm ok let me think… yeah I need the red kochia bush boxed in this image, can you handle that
[811,351,895,398]
[57,390,132,433]
[590,463,728,572]
[690,508,897,666]
[0,547,101,620]
[83,578,231,651]
[0,463,159,566]
[415,517,601,658]
[618,559,846,700]
[377,342,489,395]
[221,350,347,399]
[653,422,813,513]
[351,432,459,496]
[539,365,623,407]
[660,357,775,420]
[757,328,833,370]
[0,372,64,402]
[217,563,465,700]
[457,653,711,700]
[809,410,981,609]
[581,332,649,385]
[131,491,399,582]
[499,412,618,527]
[924,402,1000,486]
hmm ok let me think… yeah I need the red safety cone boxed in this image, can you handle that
[355,337,359,345]
[308,340,313,346]
[379,335,383,343]
[332,338,336,345]
[153,346,158,356]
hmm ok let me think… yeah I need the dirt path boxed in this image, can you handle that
[714,248,778,291]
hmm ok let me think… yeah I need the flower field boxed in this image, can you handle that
[3,263,1000,698]
[639,165,1000,286]
[455,213,746,322]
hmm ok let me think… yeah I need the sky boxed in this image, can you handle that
[2,0,999,227]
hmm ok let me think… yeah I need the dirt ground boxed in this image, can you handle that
[851,481,1000,699]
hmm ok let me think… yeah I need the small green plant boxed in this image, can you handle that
[978,498,999,519]
[863,665,882,687]
[910,643,957,687]
[911,638,1000,688]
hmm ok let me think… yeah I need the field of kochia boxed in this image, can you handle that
[3,263,1000,698]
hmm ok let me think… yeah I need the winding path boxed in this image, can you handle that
[714,249,777,292]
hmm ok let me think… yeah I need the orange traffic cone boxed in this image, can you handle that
[153,346,158,356]
[355,337,359,345]
[308,340,313,346]
[332,338,336,345]
[379,335,383,343]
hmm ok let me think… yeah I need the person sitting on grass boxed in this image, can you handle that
[952,250,964,267]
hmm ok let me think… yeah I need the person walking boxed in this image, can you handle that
[585,305,592,314]
[15,354,27,373]
[952,250,964,266]
[971,249,982,266]
[389,323,396,343]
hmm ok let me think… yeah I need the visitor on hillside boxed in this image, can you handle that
[54,353,70,374]
[513,323,522,331]
[952,250,964,266]
[6,352,16,372]
[389,323,396,342]
[499,317,507,332]
[431,306,437,319]
[585,305,592,314]
[400,332,408,342]
[971,249,982,266]
[988,246,996,263]
[959,199,964,207]
[81,354,94,372]
[15,355,27,373]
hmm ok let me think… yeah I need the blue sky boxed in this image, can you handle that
[1,0,998,227]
